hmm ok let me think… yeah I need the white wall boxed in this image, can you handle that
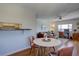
[0,4,37,55]
[0,4,37,34]
[37,18,55,32]
[37,19,50,32]
[36,18,56,32]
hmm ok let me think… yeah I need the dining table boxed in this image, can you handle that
[33,38,61,55]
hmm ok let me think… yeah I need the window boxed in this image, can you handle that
[58,24,72,32]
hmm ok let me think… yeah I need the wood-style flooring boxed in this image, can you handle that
[9,47,55,56]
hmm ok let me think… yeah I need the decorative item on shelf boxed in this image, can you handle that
[0,22,32,31]
[0,22,22,30]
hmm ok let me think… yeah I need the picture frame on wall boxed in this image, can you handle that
[77,22,79,29]
[77,27,79,29]
[77,22,79,25]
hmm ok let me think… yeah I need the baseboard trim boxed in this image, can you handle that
[4,46,31,56]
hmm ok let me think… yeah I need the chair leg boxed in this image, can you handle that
[48,47,55,54]
[53,47,55,52]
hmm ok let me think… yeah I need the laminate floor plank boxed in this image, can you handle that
[9,47,55,56]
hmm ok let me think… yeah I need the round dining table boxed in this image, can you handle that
[33,38,61,47]
[33,38,61,55]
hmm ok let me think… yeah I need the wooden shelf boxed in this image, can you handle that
[0,29,32,31]
[16,29,32,30]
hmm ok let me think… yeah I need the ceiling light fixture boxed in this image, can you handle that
[58,16,62,19]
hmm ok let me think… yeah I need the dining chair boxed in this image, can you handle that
[29,36,34,49]
[28,36,39,55]
[49,47,73,56]
[37,32,44,38]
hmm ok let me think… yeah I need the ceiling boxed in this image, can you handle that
[23,3,79,19]
[0,3,79,20]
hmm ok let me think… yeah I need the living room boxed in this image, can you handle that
[0,3,79,56]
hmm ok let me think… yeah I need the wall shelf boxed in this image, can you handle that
[0,29,32,34]
[0,29,32,31]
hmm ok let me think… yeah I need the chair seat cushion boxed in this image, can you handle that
[49,47,73,56]
[58,47,73,56]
